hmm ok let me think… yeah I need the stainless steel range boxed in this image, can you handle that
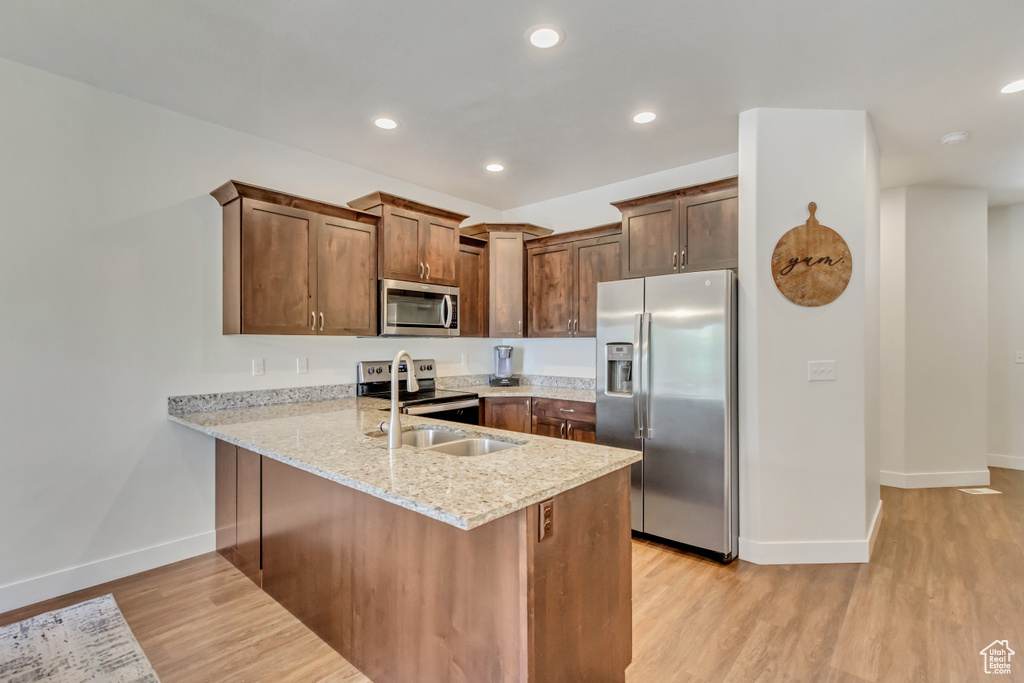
[356,359,480,425]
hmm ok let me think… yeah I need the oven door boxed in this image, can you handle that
[380,279,460,337]
[402,398,480,425]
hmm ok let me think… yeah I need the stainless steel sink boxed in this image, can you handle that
[399,429,467,448]
[427,438,519,456]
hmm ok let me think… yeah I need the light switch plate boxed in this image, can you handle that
[808,360,836,381]
[1016,351,1024,364]
[252,358,265,376]
[297,357,308,374]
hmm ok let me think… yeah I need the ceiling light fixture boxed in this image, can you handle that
[1001,79,1024,94]
[486,164,504,172]
[633,112,657,124]
[940,131,970,145]
[374,117,398,130]
[527,26,563,49]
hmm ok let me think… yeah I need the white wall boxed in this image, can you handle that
[737,108,880,564]
[501,339,597,378]
[988,204,1024,470]
[879,187,989,487]
[501,154,739,232]
[0,57,504,612]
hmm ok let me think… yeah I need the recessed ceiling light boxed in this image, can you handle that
[486,164,504,172]
[1001,79,1024,94]
[527,26,563,49]
[633,112,657,124]
[374,117,398,130]
[940,131,970,145]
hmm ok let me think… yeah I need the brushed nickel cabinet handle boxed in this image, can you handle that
[559,408,575,413]
[426,263,431,279]
[518,320,522,335]
[680,249,686,269]
[419,262,424,278]
[319,312,324,331]
[560,423,566,438]
[567,423,573,439]
[567,318,572,332]
[574,318,579,333]
[673,251,677,268]
[311,311,316,331]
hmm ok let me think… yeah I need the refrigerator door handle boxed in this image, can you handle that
[641,312,652,438]
[633,313,644,438]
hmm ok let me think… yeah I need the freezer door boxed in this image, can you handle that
[596,278,645,532]
[643,271,736,555]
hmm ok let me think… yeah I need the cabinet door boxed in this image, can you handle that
[380,207,423,282]
[483,397,532,434]
[567,420,597,444]
[621,199,679,278]
[489,233,525,337]
[421,218,459,286]
[528,243,574,337]
[458,243,486,337]
[532,415,566,439]
[573,236,621,337]
[318,216,377,336]
[236,447,262,586]
[681,189,738,272]
[241,199,317,334]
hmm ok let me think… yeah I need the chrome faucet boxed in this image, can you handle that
[387,349,419,449]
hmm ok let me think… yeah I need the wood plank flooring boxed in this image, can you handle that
[2,468,1021,682]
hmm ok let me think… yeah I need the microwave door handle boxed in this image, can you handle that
[442,294,453,329]
[633,313,643,439]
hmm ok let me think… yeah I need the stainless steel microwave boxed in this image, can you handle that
[379,279,460,337]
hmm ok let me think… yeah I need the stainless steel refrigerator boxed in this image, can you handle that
[596,270,738,561]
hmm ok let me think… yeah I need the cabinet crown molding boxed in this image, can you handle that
[347,191,470,224]
[460,223,554,240]
[211,180,379,225]
[610,177,739,211]
[526,222,621,249]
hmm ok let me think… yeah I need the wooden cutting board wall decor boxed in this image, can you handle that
[771,202,852,307]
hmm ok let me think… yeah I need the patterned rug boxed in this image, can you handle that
[0,594,160,682]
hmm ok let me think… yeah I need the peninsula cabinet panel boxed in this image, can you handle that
[214,439,261,587]
[621,200,679,278]
[457,240,487,337]
[483,396,533,434]
[574,235,621,337]
[241,199,317,335]
[317,216,377,336]
[214,440,237,559]
[527,243,573,337]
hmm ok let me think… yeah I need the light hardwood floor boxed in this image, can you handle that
[2,468,1021,682]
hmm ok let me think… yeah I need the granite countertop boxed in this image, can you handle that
[169,397,637,530]
[468,385,596,403]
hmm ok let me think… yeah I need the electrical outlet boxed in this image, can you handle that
[808,360,836,382]
[538,499,554,541]
[252,358,265,376]
[297,357,308,374]
[461,352,468,365]
[1016,351,1024,364]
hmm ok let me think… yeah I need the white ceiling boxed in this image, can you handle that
[1,0,1022,209]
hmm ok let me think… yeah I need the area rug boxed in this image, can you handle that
[0,594,160,682]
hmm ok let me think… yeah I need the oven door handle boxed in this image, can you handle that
[403,398,480,415]
[442,294,454,329]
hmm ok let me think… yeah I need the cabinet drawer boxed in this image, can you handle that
[532,398,595,422]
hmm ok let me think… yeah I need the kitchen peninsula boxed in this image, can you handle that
[169,392,639,683]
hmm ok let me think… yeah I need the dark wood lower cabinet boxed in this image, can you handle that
[255,455,631,683]
[531,398,596,443]
[482,396,533,433]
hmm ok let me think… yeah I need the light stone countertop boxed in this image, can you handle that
[169,397,637,530]
[468,385,596,403]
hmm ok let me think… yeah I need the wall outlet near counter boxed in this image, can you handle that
[297,357,308,374]
[252,358,265,376]
[1016,351,1024,364]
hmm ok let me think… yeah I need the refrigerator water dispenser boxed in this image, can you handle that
[605,343,633,395]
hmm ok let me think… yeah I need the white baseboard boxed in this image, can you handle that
[867,499,883,560]
[879,469,990,489]
[989,453,1024,471]
[739,536,870,565]
[0,531,215,614]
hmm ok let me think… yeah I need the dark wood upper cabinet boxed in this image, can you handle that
[213,181,379,336]
[457,236,487,338]
[348,192,468,287]
[525,223,622,338]
[461,223,553,338]
[612,177,738,278]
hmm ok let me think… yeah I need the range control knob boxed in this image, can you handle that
[378,366,385,374]
[367,367,374,375]
[427,364,433,371]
